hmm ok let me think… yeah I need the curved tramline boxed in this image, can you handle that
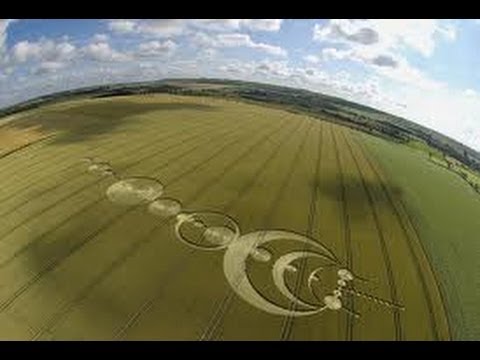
[0,94,455,340]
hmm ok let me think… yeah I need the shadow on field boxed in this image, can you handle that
[21,199,138,333]
[6,100,217,145]
[317,174,404,224]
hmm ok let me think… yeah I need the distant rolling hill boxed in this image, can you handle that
[1,78,479,173]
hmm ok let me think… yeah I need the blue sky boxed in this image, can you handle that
[1,19,480,150]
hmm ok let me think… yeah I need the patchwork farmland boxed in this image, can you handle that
[0,93,463,340]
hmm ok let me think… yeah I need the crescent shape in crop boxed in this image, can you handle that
[223,230,338,316]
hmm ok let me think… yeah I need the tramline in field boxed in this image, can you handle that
[82,156,406,320]
[0,94,467,340]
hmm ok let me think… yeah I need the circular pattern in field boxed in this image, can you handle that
[88,162,113,176]
[174,211,240,250]
[324,295,342,310]
[338,269,354,281]
[204,226,236,246]
[148,198,182,218]
[0,93,454,340]
[106,177,164,205]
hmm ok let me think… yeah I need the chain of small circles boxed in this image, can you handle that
[81,157,404,314]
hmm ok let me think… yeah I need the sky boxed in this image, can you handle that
[1,19,480,150]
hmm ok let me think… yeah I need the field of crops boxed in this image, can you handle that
[363,135,480,340]
[0,94,451,340]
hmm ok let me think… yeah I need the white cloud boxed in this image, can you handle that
[198,47,219,60]
[108,19,189,38]
[321,47,349,60]
[322,46,399,68]
[3,19,479,153]
[176,44,480,151]
[464,89,477,97]
[320,41,445,91]
[11,39,76,63]
[242,19,283,32]
[314,20,379,45]
[106,19,284,38]
[0,19,16,76]
[314,19,456,57]
[137,40,177,57]
[375,57,445,91]
[5,34,175,76]
[194,19,283,32]
[82,41,130,62]
[136,20,187,37]
[304,54,320,64]
[190,19,243,32]
[0,19,15,54]
[192,32,287,56]
[314,20,453,92]
[255,60,292,77]
[33,61,66,75]
[218,58,393,111]
[219,60,256,76]
[12,41,41,62]
[390,85,480,150]
[108,20,137,33]
[92,33,109,42]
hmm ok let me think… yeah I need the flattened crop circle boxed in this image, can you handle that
[106,177,164,206]
[174,211,240,251]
